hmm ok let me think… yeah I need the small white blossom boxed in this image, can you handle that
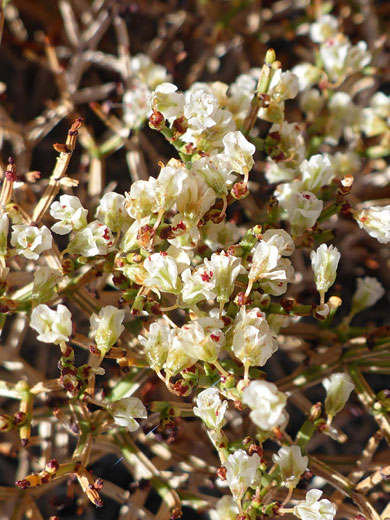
[310,14,338,43]
[50,195,88,235]
[300,154,334,193]
[11,224,52,260]
[267,69,299,103]
[96,192,130,232]
[176,171,216,226]
[67,221,113,257]
[193,388,227,430]
[32,266,61,302]
[242,380,287,431]
[262,229,295,257]
[150,82,184,121]
[203,253,245,305]
[193,154,236,197]
[177,319,225,363]
[355,205,390,244]
[292,63,322,91]
[184,89,219,131]
[164,331,197,377]
[90,305,125,357]
[201,220,241,252]
[30,304,72,344]
[224,449,261,500]
[284,191,323,237]
[131,53,170,89]
[139,321,173,371]
[143,252,182,296]
[293,489,336,520]
[323,373,354,418]
[272,445,308,488]
[123,80,150,130]
[222,131,256,176]
[300,88,326,114]
[106,397,147,432]
[232,308,278,369]
[125,178,157,220]
[156,161,189,213]
[310,244,341,297]
[351,277,385,315]
[180,267,216,307]
[209,495,239,520]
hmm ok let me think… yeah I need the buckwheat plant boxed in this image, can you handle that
[0,2,389,520]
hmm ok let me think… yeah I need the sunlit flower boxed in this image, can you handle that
[11,224,52,260]
[193,388,227,430]
[293,489,336,520]
[242,380,287,431]
[106,397,147,432]
[224,449,261,500]
[323,372,354,418]
[30,304,72,344]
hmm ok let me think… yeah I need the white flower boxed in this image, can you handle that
[150,82,184,121]
[164,331,197,377]
[345,41,371,73]
[201,220,241,252]
[193,154,236,197]
[156,161,189,213]
[90,306,125,356]
[242,380,287,431]
[300,154,334,193]
[143,252,182,295]
[262,229,295,257]
[67,220,114,257]
[360,108,388,137]
[193,388,227,430]
[293,489,336,520]
[232,308,278,369]
[176,319,225,363]
[323,373,354,418]
[259,257,295,296]
[310,244,341,297]
[125,178,157,220]
[284,191,323,237]
[320,37,350,80]
[96,192,130,232]
[292,63,322,91]
[0,213,9,256]
[50,195,88,235]
[203,253,245,305]
[131,53,170,89]
[267,69,299,103]
[11,224,52,260]
[106,397,147,432]
[272,445,308,488]
[184,89,219,131]
[355,205,390,244]
[123,80,150,130]
[180,266,216,307]
[30,304,72,344]
[209,495,239,520]
[369,91,390,119]
[310,14,338,43]
[300,88,326,114]
[32,266,61,302]
[222,131,256,176]
[248,240,280,284]
[351,277,385,315]
[176,171,216,226]
[139,321,173,371]
[224,449,260,500]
